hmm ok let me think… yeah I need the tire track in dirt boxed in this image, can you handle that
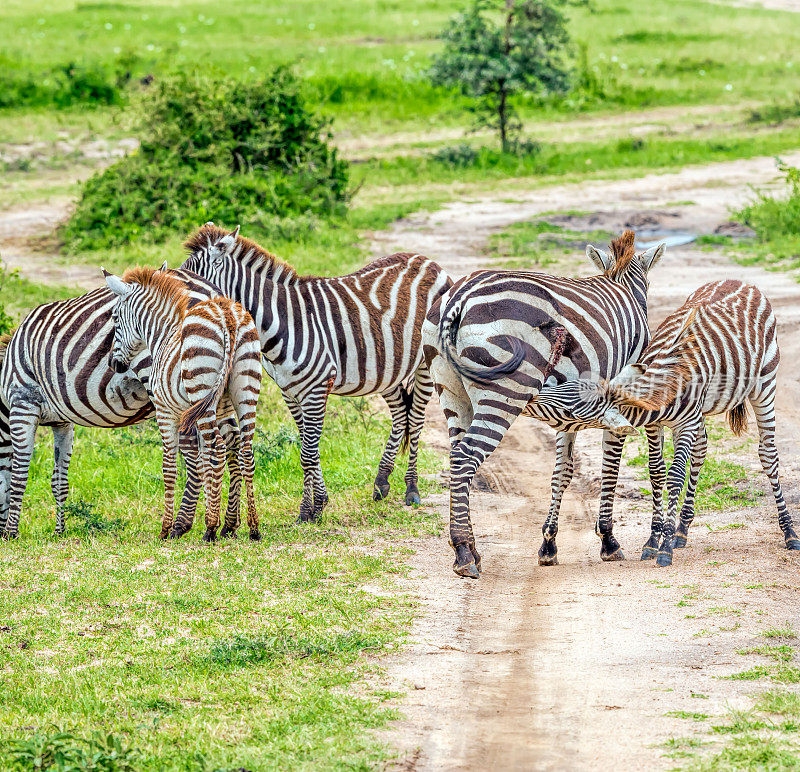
[375,151,800,770]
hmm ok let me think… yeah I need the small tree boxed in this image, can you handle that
[429,0,572,152]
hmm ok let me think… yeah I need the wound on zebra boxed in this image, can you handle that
[105,266,263,544]
[423,230,666,577]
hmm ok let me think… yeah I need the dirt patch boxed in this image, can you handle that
[371,151,800,769]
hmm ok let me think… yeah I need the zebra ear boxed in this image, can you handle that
[105,273,133,299]
[232,225,240,240]
[158,260,168,271]
[640,242,665,272]
[586,244,612,273]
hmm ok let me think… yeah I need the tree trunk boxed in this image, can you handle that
[498,86,508,153]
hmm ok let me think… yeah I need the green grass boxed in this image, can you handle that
[0,385,442,770]
[626,427,762,513]
[4,0,800,129]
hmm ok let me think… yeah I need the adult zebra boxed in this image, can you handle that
[422,231,664,578]
[180,223,452,521]
[0,267,240,539]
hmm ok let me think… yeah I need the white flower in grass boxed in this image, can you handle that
[725,84,733,91]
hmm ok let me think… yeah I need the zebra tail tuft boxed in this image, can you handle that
[179,315,234,433]
[727,402,748,436]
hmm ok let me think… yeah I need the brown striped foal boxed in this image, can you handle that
[105,267,262,542]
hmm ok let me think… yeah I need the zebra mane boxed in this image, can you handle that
[610,336,699,411]
[184,223,299,283]
[121,266,191,318]
[605,230,637,279]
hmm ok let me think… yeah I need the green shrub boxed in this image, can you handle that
[4,730,138,771]
[738,161,800,242]
[0,257,18,336]
[0,58,127,110]
[63,68,349,251]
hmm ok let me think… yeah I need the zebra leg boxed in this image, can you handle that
[197,415,225,542]
[218,412,243,539]
[4,403,41,539]
[449,404,522,579]
[50,423,75,535]
[674,422,708,549]
[597,430,626,562]
[538,431,575,566]
[642,426,666,560]
[749,394,800,550]
[174,428,202,538]
[296,390,329,523]
[404,364,435,506]
[657,423,698,567]
[156,416,180,540]
[240,433,260,542]
[373,384,408,502]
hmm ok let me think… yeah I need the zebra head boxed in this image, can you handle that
[586,230,665,315]
[181,222,240,293]
[103,271,145,374]
[535,378,637,436]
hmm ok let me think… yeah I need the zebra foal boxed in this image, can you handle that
[105,267,262,542]
[423,231,664,577]
[180,223,451,522]
[0,267,234,539]
[570,279,800,566]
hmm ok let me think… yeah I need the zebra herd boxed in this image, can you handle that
[0,224,797,578]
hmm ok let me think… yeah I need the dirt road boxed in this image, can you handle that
[373,154,800,769]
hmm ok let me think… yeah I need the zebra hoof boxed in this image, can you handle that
[295,512,318,524]
[672,535,688,549]
[538,540,558,566]
[202,528,218,543]
[219,527,237,539]
[601,548,625,562]
[786,538,800,551]
[538,553,558,566]
[249,530,262,542]
[372,482,390,501]
[453,560,480,579]
[404,488,421,506]
[641,545,658,560]
[2,530,18,540]
[656,551,673,567]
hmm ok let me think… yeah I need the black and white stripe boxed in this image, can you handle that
[422,231,664,577]
[0,267,236,538]
[180,223,452,521]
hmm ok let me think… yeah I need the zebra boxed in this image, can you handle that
[564,279,800,566]
[105,267,263,542]
[0,266,241,539]
[180,223,452,522]
[422,231,665,578]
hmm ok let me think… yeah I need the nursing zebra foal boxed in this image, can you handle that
[576,279,800,566]
[423,231,664,577]
[181,223,451,521]
[0,267,236,539]
[105,267,262,542]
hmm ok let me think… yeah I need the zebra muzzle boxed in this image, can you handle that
[600,406,636,436]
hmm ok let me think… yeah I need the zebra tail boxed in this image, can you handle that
[438,296,525,383]
[727,402,748,436]
[179,317,234,433]
[398,382,413,455]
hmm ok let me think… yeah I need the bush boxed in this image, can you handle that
[0,58,128,110]
[0,257,18,336]
[63,68,349,251]
[738,161,800,241]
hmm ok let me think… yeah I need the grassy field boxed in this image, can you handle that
[0,387,440,770]
[3,0,800,768]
